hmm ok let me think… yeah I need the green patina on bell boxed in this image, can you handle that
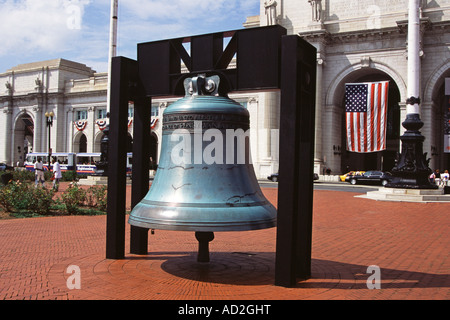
[128,74,277,232]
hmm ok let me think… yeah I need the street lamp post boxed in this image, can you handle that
[386,0,437,189]
[45,111,54,170]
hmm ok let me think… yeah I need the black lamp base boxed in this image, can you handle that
[386,113,438,190]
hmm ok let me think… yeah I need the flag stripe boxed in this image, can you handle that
[345,81,389,153]
[377,84,382,150]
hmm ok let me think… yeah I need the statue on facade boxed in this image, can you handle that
[264,0,278,25]
[308,0,323,22]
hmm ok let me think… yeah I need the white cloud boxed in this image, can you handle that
[0,0,259,73]
[0,0,90,55]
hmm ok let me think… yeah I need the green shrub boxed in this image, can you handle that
[10,181,33,210]
[28,187,55,215]
[11,170,35,182]
[0,177,107,217]
[61,183,86,215]
[62,170,78,182]
[0,181,54,215]
[86,185,107,211]
[0,184,15,212]
[0,181,33,211]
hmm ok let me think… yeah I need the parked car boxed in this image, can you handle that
[0,162,13,171]
[339,171,365,182]
[267,172,319,182]
[345,170,393,186]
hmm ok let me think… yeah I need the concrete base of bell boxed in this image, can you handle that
[356,187,450,202]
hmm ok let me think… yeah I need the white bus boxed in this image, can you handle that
[76,153,101,174]
[75,153,132,175]
[25,152,132,175]
[24,153,76,172]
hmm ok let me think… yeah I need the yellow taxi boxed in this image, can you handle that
[339,171,365,182]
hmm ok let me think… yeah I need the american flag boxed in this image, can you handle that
[345,81,389,153]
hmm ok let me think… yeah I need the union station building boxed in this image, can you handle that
[1,0,449,178]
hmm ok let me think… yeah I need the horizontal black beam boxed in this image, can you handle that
[137,25,287,97]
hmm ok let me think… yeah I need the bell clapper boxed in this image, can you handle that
[195,232,215,263]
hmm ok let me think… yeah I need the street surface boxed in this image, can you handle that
[260,180,379,194]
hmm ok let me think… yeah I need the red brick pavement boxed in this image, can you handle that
[0,183,448,301]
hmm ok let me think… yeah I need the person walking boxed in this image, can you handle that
[435,169,441,187]
[34,157,45,188]
[52,159,62,191]
[441,170,449,187]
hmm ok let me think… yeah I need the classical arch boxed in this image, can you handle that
[422,59,450,170]
[94,131,104,153]
[324,62,403,173]
[73,132,87,153]
[13,111,35,166]
[326,61,407,107]
[423,59,450,103]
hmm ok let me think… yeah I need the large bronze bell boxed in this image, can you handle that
[128,75,276,260]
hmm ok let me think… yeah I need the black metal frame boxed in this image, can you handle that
[105,25,316,287]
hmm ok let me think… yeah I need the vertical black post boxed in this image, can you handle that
[275,35,316,287]
[130,95,151,254]
[106,57,137,259]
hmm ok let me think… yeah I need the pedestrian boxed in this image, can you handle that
[34,157,45,188]
[52,159,62,191]
[434,169,441,187]
[429,171,436,184]
[441,170,449,187]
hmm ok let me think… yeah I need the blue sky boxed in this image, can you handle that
[0,0,260,73]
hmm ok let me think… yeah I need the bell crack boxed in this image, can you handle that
[172,183,192,191]
[168,166,194,170]
[226,192,257,204]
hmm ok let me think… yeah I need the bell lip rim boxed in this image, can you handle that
[134,199,274,208]
[128,216,277,232]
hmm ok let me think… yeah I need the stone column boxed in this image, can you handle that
[87,106,96,153]
[33,106,43,152]
[67,107,74,152]
[323,104,343,174]
[314,52,325,174]
[3,108,12,165]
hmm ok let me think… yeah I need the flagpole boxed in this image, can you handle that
[407,0,421,116]
[386,0,437,189]
[96,0,118,176]
[107,0,118,115]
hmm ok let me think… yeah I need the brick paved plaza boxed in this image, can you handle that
[0,184,448,302]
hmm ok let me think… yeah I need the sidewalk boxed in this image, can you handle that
[0,183,448,300]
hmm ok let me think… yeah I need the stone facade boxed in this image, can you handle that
[0,59,279,178]
[1,0,449,178]
[0,59,100,166]
[258,0,450,174]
